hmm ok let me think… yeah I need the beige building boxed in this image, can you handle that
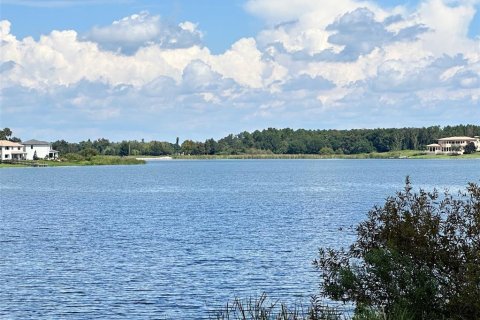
[426,136,480,155]
[0,140,27,160]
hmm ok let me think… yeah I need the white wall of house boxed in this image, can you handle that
[1,146,14,159]
[0,144,26,160]
[25,144,51,160]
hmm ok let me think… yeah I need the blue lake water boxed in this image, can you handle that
[1,159,479,319]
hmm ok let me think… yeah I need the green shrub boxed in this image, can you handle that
[464,142,477,154]
[315,178,480,320]
[79,148,98,160]
[62,153,85,161]
[319,147,335,155]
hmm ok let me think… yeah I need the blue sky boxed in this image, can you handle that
[1,0,479,142]
[1,0,262,54]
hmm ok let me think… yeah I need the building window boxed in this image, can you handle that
[5,154,9,158]
[5,146,9,150]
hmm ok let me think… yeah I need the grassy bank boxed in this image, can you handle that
[42,155,146,166]
[0,156,145,168]
[0,163,29,168]
[171,150,480,160]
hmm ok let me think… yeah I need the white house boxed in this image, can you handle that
[0,140,27,160]
[426,136,480,155]
[23,139,59,160]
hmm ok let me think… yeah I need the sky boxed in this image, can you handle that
[0,0,479,142]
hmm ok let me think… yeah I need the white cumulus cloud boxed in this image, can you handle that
[85,11,203,54]
[1,1,479,141]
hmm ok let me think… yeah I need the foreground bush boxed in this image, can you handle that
[315,178,480,319]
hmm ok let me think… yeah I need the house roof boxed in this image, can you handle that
[23,139,50,145]
[438,136,477,141]
[426,143,441,147]
[0,140,24,147]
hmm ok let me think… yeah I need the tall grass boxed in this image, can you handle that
[172,150,480,160]
[210,294,343,320]
[210,294,417,320]
[88,155,145,165]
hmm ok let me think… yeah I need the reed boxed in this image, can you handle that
[210,294,344,320]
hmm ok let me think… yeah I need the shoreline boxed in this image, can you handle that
[0,156,146,168]
[168,151,480,160]
[2,152,478,168]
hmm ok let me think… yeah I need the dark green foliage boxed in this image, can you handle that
[314,178,480,320]
[52,139,77,154]
[149,141,174,156]
[119,141,129,156]
[0,127,12,140]
[33,150,38,160]
[205,138,218,155]
[79,148,98,160]
[464,142,477,154]
[92,138,111,154]
[174,137,180,154]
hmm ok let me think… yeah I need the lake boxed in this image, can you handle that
[1,159,479,319]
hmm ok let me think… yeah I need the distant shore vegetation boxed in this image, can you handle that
[50,125,479,157]
[1,125,479,167]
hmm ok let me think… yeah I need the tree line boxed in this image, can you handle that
[2,125,479,156]
[53,125,479,156]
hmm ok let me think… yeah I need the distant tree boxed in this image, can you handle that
[79,139,93,150]
[103,146,116,155]
[287,139,307,154]
[119,141,129,157]
[238,131,254,148]
[175,137,180,154]
[92,138,110,154]
[33,151,38,160]
[80,148,98,160]
[464,142,477,154]
[181,140,197,155]
[0,128,13,140]
[52,140,78,154]
[149,141,173,156]
[315,178,480,319]
[204,138,218,155]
